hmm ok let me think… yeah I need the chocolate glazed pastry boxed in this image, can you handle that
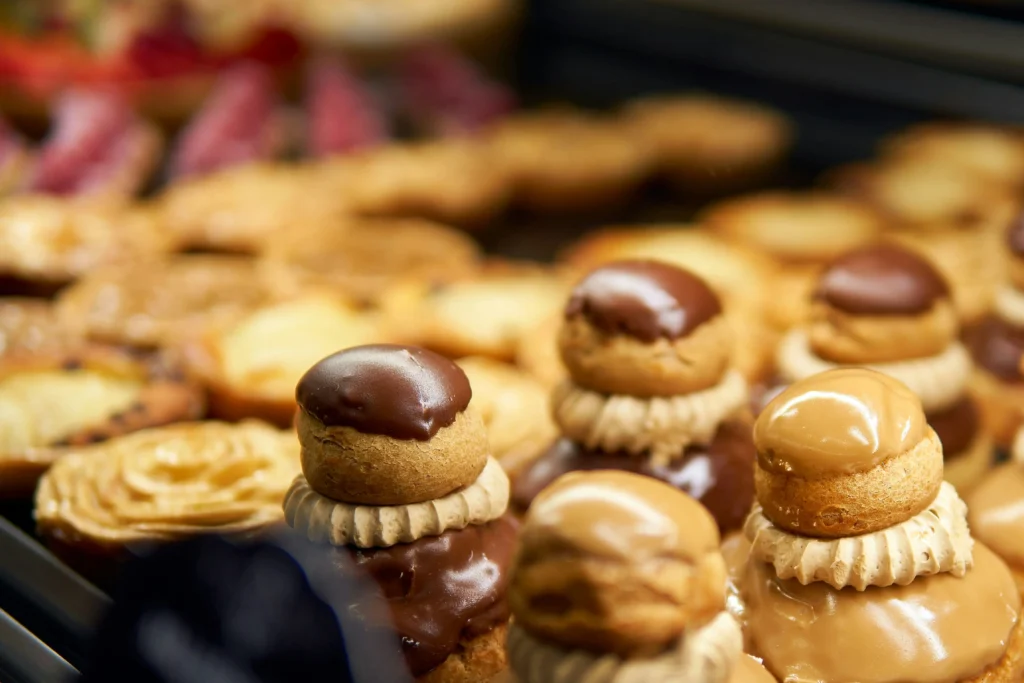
[967,317,1024,383]
[332,516,519,678]
[512,421,755,535]
[928,396,980,461]
[815,244,949,315]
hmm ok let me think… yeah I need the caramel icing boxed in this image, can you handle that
[754,368,925,477]
[744,543,1020,683]
[35,421,300,545]
[730,656,775,683]
[967,464,1024,569]
[522,470,719,564]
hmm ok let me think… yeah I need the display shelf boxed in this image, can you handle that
[0,609,77,683]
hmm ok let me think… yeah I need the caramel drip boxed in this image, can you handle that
[968,464,1024,569]
[744,543,1020,683]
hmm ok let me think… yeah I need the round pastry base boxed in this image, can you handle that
[419,624,509,683]
[963,613,1024,682]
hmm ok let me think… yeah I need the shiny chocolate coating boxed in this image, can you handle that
[1007,211,1024,257]
[296,344,472,440]
[966,316,1024,383]
[564,260,721,342]
[927,396,980,460]
[512,421,755,535]
[332,515,519,677]
[815,244,949,315]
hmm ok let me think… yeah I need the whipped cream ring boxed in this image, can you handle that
[776,329,970,412]
[744,481,973,591]
[284,456,509,548]
[507,610,741,683]
[995,284,1024,328]
[552,370,747,464]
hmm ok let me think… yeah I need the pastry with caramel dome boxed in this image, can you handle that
[507,470,772,683]
[512,260,756,535]
[284,344,517,682]
[741,368,1024,683]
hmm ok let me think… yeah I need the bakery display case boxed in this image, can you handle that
[2,1,1024,681]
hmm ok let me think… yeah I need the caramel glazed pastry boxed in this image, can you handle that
[512,260,757,536]
[740,368,1024,683]
[774,243,991,492]
[507,469,774,683]
[283,344,518,683]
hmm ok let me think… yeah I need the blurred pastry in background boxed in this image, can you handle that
[0,346,204,498]
[623,94,792,196]
[260,217,481,307]
[514,314,565,391]
[35,420,299,587]
[56,255,275,350]
[181,291,382,427]
[0,115,32,196]
[487,109,652,213]
[775,244,990,491]
[457,356,556,478]
[701,191,884,330]
[158,161,352,253]
[383,262,566,362]
[303,55,388,158]
[0,299,80,357]
[0,196,174,296]
[831,155,1017,325]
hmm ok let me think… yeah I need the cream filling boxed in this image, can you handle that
[744,481,973,591]
[776,329,970,412]
[507,611,742,683]
[995,284,1024,329]
[284,456,509,548]
[552,370,747,464]
[0,370,143,453]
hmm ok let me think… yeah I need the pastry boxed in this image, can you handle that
[0,346,205,498]
[0,298,79,357]
[0,195,174,296]
[880,123,1024,190]
[284,344,518,682]
[457,356,557,478]
[56,254,275,350]
[775,244,991,491]
[158,161,353,254]
[260,217,482,306]
[623,94,792,195]
[383,262,567,362]
[831,155,1017,324]
[182,292,383,427]
[487,109,653,213]
[35,420,299,586]
[507,469,772,683]
[701,191,884,330]
[512,260,756,535]
[515,314,566,391]
[742,368,1024,683]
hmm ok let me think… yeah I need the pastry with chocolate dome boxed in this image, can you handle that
[775,243,991,491]
[284,344,518,683]
[741,368,1024,683]
[965,212,1024,448]
[512,260,756,535]
[507,470,773,683]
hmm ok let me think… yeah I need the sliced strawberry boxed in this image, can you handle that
[305,56,387,158]
[169,62,284,178]
[399,44,516,137]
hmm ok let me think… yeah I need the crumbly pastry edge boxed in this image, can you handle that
[776,329,971,412]
[744,481,974,590]
[283,456,509,548]
[551,369,748,464]
[507,611,742,683]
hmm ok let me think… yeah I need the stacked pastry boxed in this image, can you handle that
[284,344,518,682]
[512,260,756,535]
[743,368,1024,682]
[507,470,773,683]
[775,243,990,491]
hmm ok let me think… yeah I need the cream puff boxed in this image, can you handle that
[880,123,1024,190]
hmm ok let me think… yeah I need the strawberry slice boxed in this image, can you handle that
[305,56,387,158]
[398,44,516,137]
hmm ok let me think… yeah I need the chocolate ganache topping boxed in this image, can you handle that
[966,317,1024,383]
[564,260,722,343]
[927,396,980,460]
[1007,210,1024,257]
[333,515,519,677]
[815,244,949,316]
[296,344,472,440]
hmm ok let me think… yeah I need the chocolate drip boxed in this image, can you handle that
[927,396,980,460]
[296,344,472,440]
[1007,211,1024,257]
[815,244,948,315]
[564,260,721,342]
[332,515,519,677]
[512,421,755,534]
[966,316,1024,383]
